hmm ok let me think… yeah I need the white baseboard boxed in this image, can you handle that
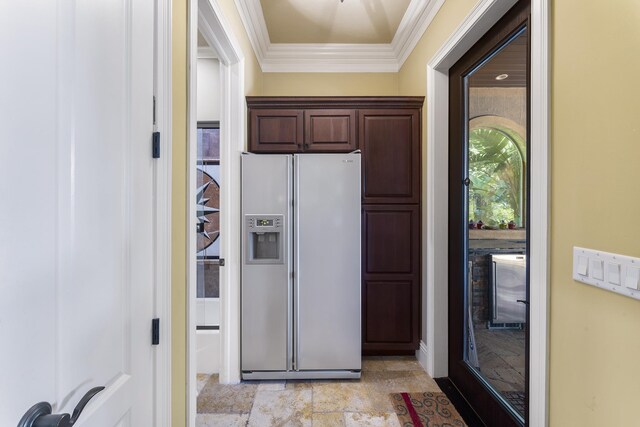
[196,330,220,375]
[416,340,430,373]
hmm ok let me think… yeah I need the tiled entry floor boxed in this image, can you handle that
[196,356,443,426]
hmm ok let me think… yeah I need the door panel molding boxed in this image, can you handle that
[424,0,549,425]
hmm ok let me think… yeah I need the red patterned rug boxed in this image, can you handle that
[390,392,467,427]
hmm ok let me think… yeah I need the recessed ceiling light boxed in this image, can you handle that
[495,74,509,81]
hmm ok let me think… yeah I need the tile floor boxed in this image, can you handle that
[474,327,525,393]
[196,356,443,426]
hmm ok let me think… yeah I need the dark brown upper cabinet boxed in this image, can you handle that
[249,109,303,153]
[360,109,421,204]
[304,109,356,152]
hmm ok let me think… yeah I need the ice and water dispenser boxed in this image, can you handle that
[245,214,284,264]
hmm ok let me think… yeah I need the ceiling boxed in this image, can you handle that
[230,0,446,72]
[260,0,411,44]
[469,29,527,87]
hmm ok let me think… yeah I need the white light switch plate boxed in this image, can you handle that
[573,247,640,301]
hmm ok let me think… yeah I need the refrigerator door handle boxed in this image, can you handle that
[287,157,294,372]
[492,261,498,321]
[293,155,300,371]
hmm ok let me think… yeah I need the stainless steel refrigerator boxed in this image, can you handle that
[490,254,526,325]
[241,153,361,380]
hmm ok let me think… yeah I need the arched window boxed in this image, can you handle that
[468,126,525,226]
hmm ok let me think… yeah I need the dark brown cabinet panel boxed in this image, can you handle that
[363,206,419,275]
[249,109,303,152]
[304,109,356,152]
[362,205,420,353]
[364,281,414,345]
[360,110,420,204]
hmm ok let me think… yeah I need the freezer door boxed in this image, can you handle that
[241,154,292,371]
[294,154,361,371]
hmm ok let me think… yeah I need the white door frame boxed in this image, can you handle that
[155,0,173,425]
[187,0,245,425]
[423,0,549,425]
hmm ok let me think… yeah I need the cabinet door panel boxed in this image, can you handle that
[360,110,420,203]
[304,109,356,152]
[362,205,420,352]
[250,109,303,152]
[364,280,414,344]
[363,205,419,275]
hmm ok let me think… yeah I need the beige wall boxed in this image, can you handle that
[216,0,263,96]
[262,72,399,96]
[171,0,263,425]
[549,0,640,425]
[398,0,478,345]
[171,0,187,425]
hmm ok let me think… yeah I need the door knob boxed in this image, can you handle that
[18,386,105,427]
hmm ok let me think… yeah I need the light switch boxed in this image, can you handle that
[590,258,604,280]
[573,246,640,301]
[607,263,621,285]
[624,267,640,290]
[577,255,589,276]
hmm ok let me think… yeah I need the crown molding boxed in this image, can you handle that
[233,0,445,73]
[392,0,445,67]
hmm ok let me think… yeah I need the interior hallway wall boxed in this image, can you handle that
[397,0,479,354]
[549,0,640,425]
[261,72,399,96]
[197,58,220,122]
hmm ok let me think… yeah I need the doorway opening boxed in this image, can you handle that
[187,0,246,425]
[422,0,549,422]
[447,1,530,425]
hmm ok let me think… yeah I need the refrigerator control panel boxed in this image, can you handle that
[245,214,284,264]
[247,215,282,231]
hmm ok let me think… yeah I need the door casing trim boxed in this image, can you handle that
[423,0,549,425]
[155,0,173,425]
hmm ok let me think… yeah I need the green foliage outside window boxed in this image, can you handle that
[468,127,525,226]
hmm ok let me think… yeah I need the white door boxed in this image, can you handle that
[0,0,157,426]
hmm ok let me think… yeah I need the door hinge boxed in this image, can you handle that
[152,318,160,345]
[152,132,161,158]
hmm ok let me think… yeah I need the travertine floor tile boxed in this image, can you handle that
[312,382,373,413]
[196,356,447,425]
[384,358,423,371]
[197,373,211,395]
[311,412,345,427]
[362,357,387,372]
[196,413,249,427]
[198,381,258,414]
[248,389,312,427]
[257,381,286,391]
[344,412,401,427]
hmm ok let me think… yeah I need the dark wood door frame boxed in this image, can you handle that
[447,1,531,426]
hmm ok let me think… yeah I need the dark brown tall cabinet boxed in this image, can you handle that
[247,97,423,354]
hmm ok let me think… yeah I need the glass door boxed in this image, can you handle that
[448,1,529,425]
[196,122,221,330]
